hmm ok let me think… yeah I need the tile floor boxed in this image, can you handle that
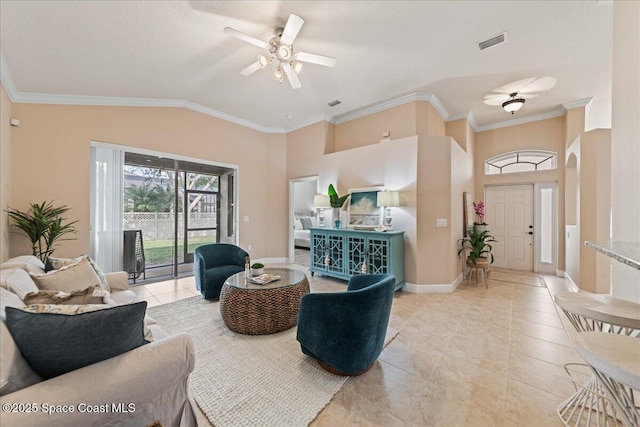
[139,265,585,426]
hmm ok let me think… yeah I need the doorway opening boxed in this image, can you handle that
[289,176,319,266]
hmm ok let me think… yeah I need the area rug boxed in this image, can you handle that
[148,296,398,427]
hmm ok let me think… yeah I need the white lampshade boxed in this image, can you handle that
[313,194,331,208]
[377,191,400,207]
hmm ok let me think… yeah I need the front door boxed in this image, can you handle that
[485,184,534,271]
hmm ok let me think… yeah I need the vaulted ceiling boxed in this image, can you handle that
[0,1,613,132]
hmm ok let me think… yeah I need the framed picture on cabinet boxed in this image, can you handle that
[347,186,384,227]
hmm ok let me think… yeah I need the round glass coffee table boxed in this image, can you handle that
[219,267,310,335]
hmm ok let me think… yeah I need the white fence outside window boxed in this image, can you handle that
[123,212,216,240]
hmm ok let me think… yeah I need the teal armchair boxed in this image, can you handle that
[194,244,248,299]
[296,274,395,375]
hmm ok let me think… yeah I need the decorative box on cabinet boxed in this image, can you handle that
[309,228,405,291]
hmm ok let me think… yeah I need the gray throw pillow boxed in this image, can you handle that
[5,302,148,379]
[300,217,313,230]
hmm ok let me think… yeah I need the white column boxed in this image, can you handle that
[611,1,640,302]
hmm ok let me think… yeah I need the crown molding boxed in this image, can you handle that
[284,115,335,133]
[446,110,478,132]
[0,53,283,134]
[562,97,593,111]
[333,93,420,125]
[2,51,582,137]
[332,92,450,126]
[475,108,566,132]
[9,91,284,134]
[0,52,18,100]
[426,93,450,122]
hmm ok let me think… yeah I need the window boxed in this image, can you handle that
[484,150,557,175]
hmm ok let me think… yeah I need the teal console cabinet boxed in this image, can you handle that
[309,228,405,291]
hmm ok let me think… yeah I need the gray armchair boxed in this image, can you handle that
[194,244,248,299]
[296,274,395,375]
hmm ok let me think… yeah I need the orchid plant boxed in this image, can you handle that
[473,201,486,225]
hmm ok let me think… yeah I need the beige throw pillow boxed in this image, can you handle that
[31,259,103,294]
[23,286,106,306]
[48,255,111,292]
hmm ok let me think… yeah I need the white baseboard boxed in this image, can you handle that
[563,272,580,292]
[555,269,565,277]
[403,273,464,294]
[451,273,464,291]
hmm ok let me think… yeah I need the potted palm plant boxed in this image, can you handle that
[6,201,78,263]
[458,226,497,265]
[327,184,349,228]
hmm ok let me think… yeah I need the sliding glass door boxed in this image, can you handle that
[123,153,234,282]
[181,170,219,263]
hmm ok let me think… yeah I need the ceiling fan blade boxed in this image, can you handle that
[224,27,269,50]
[483,97,507,106]
[283,63,302,89]
[280,14,304,46]
[520,93,540,99]
[240,61,262,76]
[521,76,557,94]
[493,77,537,95]
[295,51,336,67]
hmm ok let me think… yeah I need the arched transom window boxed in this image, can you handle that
[484,150,557,175]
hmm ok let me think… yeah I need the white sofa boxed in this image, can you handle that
[0,256,196,427]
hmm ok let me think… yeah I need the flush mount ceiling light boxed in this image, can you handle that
[502,93,526,114]
[224,14,336,90]
[484,76,557,115]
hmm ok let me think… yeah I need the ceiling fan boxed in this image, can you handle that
[484,77,557,114]
[224,14,336,89]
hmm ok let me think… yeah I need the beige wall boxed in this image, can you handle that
[332,100,446,153]
[0,85,12,262]
[446,118,468,151]
[9,103,285,261]
[265,133,288,259]
[334,102,417,152]
[475,117,566,270]
[580,129,611,293]
[449,133,475,282]
[611,1,640,302]
[566,128,613,293]
[565,107,585,149]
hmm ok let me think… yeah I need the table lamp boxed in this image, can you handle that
[313,194,331,226]
[376,191,400,229]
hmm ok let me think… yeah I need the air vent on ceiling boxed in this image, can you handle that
[327,100,341,107]
[478,32,507,50]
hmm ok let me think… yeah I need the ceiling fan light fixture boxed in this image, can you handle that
[277,44,292,60]
[258,54,269,68]
[273,66,284,83]
[225,13,335,89]
[502,94,525,114]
